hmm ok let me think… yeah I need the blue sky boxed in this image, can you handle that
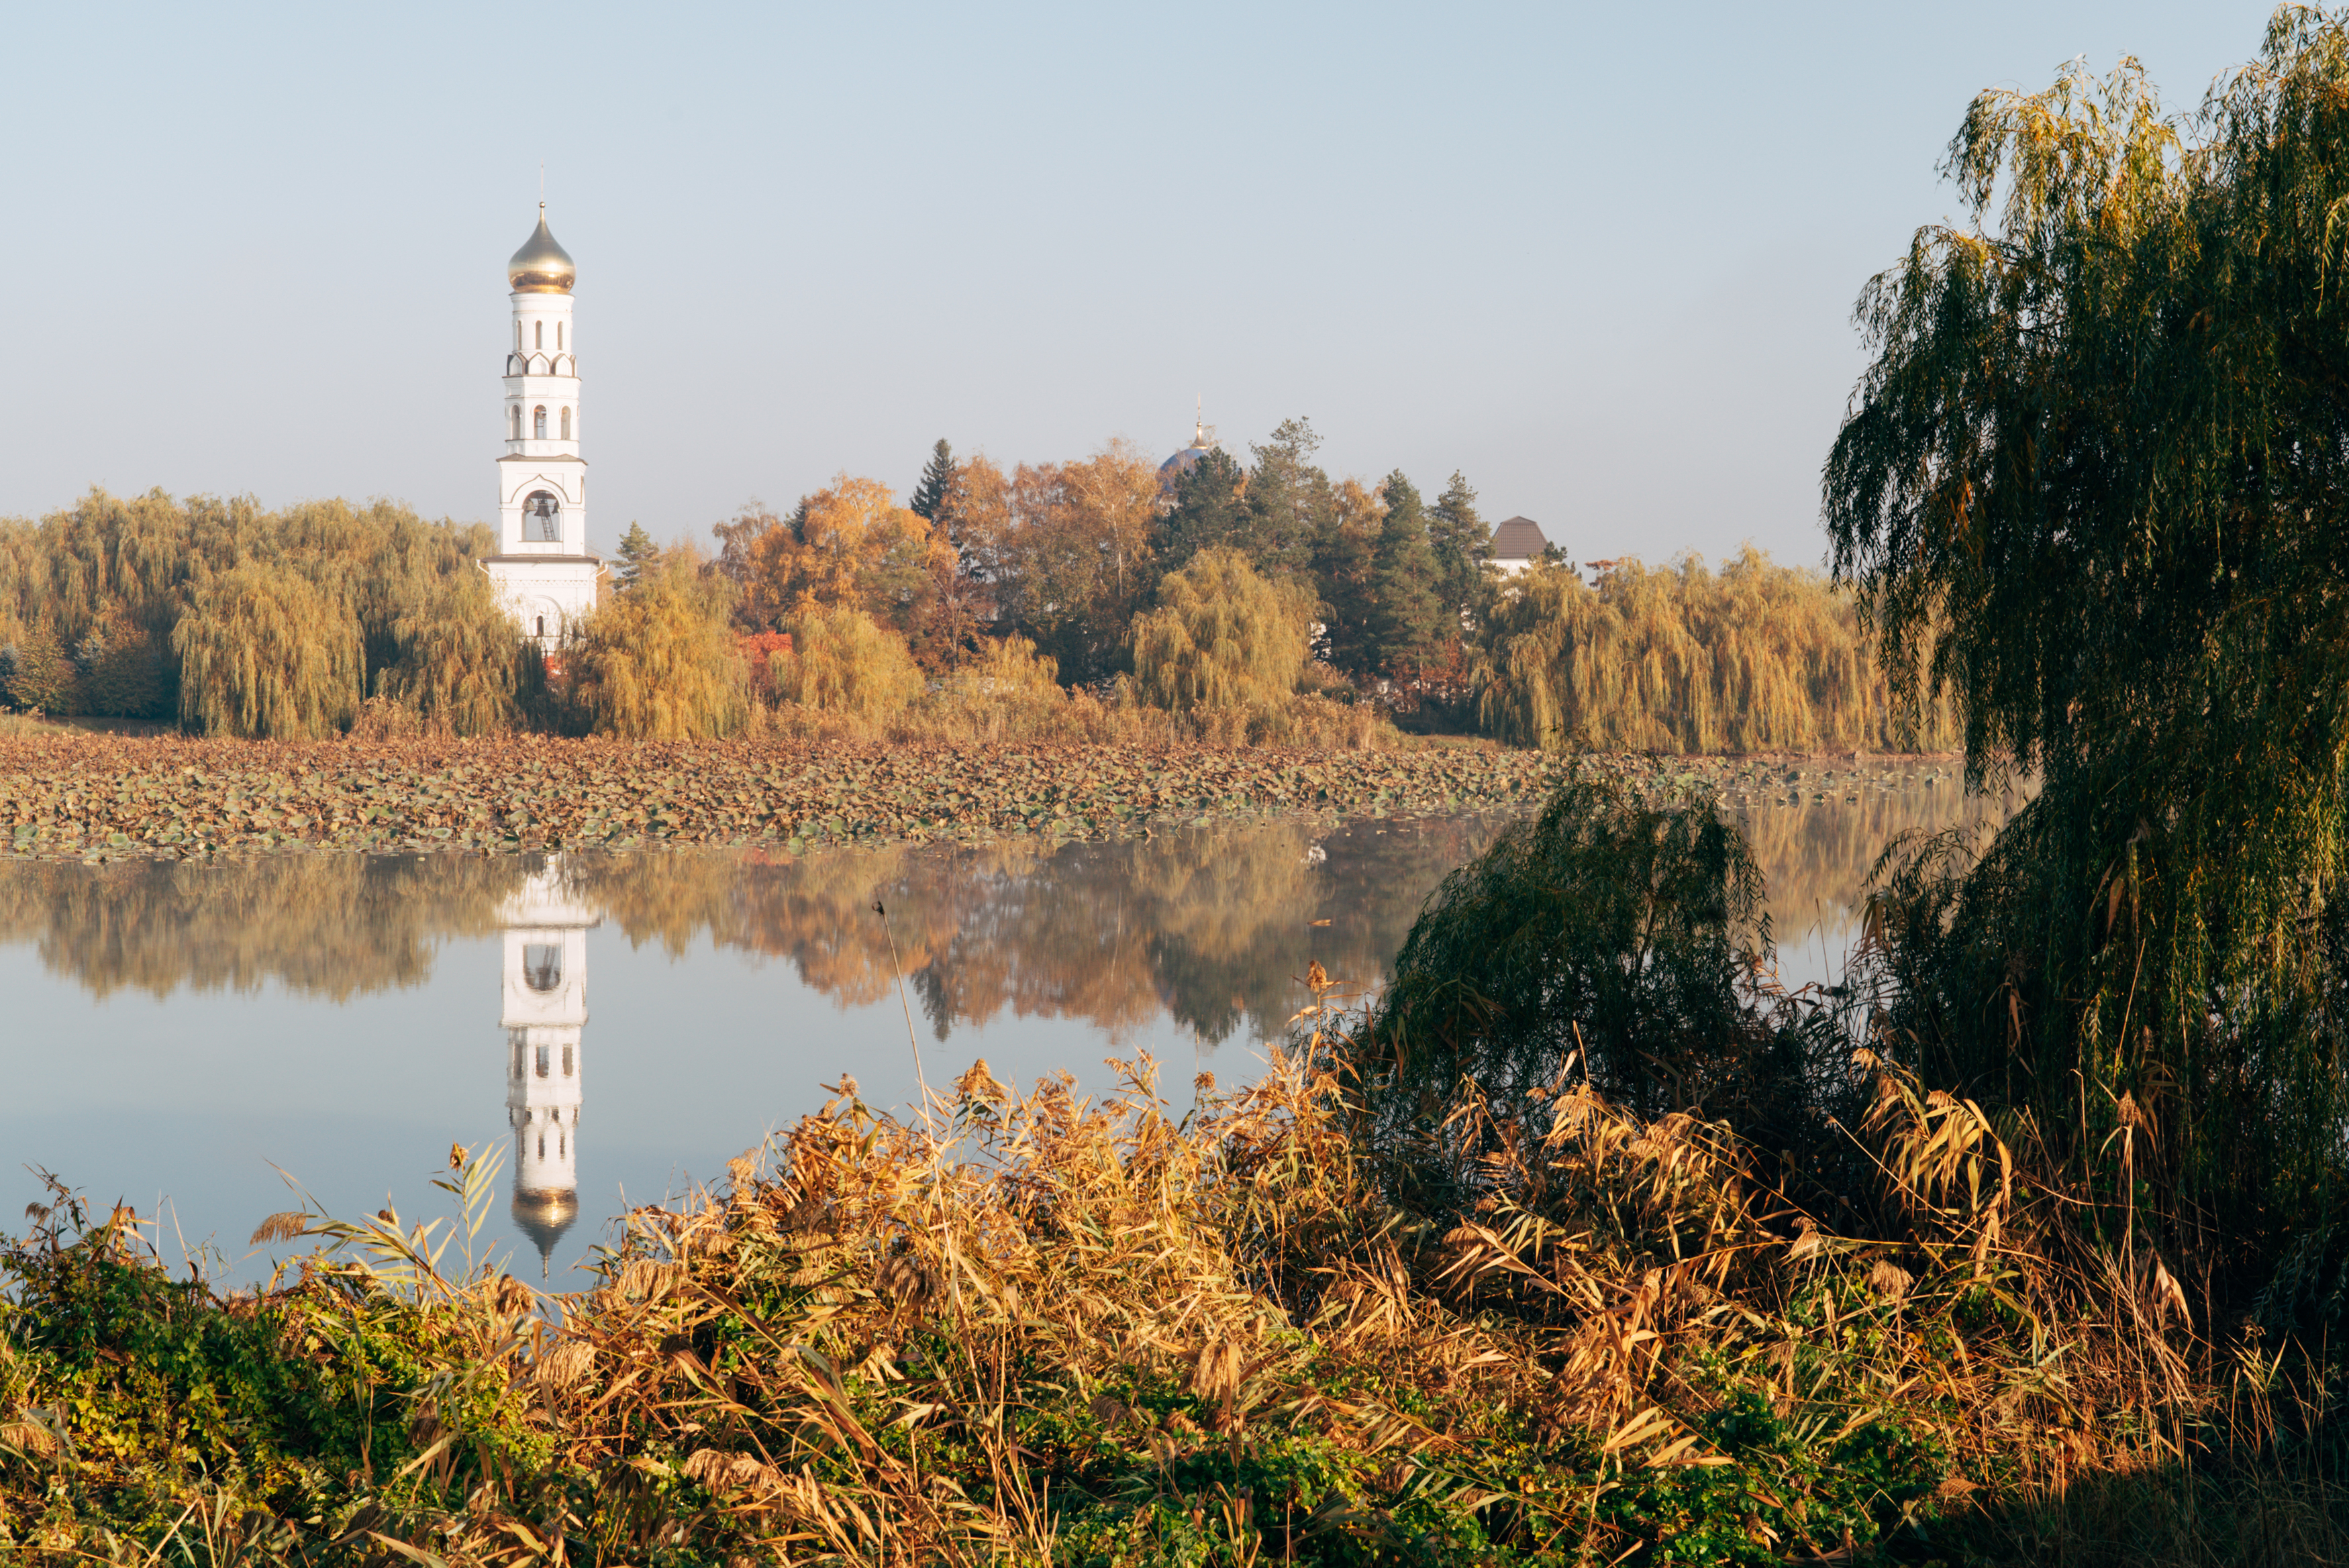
[0,2,2279,567]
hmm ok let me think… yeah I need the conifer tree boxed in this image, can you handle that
[1309,480,1381,675]
[1157,448,1251,572]
[1428,470,1491,616]
[1368,472,1443,676]
[615,522,660,592]
[1241,417,1330,579]
[909,439,955,522]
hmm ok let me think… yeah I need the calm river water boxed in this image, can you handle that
[0,762,2007,1286]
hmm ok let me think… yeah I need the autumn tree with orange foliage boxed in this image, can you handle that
[736,475,954,660]
[952,441,1161,684]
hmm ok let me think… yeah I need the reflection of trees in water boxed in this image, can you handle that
[0,823,1507,1046]
[0,785,2011,1037]
[572,819,1513,1047]
[0,853,530,1000]
[1734,773,2024,947]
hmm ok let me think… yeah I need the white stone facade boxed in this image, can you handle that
[484,207,601,652]
[500,861,598,1270]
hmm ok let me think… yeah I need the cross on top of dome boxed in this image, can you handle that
[1160,399,1216,476]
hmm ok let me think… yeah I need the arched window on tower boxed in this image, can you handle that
[524,490,561,542]
[560,407,570,440]
[556,321,564,350]
[509,405,521,441]
[534,320,543,350]
[534,405,547,440]
[523,943,562,992]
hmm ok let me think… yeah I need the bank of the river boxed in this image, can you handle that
[0,734,1966,863]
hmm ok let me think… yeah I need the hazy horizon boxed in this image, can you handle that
[0,1,2270,569]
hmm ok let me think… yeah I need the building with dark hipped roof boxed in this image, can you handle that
[1490,516,1552,575]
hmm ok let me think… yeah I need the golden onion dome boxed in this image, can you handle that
[507,204,575,294]
[511,1186,579,1275]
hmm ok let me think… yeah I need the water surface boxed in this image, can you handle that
[1,767,2009,1285]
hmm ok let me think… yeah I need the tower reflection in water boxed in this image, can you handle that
[499,861,597,1277]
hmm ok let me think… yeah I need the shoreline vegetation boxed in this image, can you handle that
[24,7,2349,1561]
[0,471,1954,758]
[0,935,2326,1567]
[0,732,1962,865]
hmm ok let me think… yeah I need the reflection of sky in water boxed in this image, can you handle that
[0,780,2008,1288]
[1731,762,2027,992]
[0,818,1505,1286]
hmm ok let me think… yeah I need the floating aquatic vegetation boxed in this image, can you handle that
[0,734,1980,867]
[0,733,1591,861]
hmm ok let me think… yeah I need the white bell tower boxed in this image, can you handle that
[486,203,601,652]
[499,858,598,1276]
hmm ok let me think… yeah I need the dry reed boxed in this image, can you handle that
[0,998,2301,1565]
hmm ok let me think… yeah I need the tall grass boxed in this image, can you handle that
[1479,549,1960,753]
[0,1016,2291,1565]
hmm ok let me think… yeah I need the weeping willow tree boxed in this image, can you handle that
[1825,11,2349,1275]
[1477,549,1956,753]
[1131,546,1314,714]
[1371,777,1772,1117]
[570,572,748,739]
[174,563,365,739]
[376,572,523,736]
[770,605,925,721]
[0,489,521,736]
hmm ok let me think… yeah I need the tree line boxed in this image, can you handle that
[687,419,1491,691]
[0,419,1945,750]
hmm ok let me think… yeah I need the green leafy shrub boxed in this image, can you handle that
[1368,774,1781,1126]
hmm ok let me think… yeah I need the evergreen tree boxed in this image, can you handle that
[1368,472,1443,676]
[1307,479,1381,676]
[1157,448,1250,572]
[1242,417,1330,579]
[1428,470,1491,616]
[909,438,955,522]
[615,522,660,593]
